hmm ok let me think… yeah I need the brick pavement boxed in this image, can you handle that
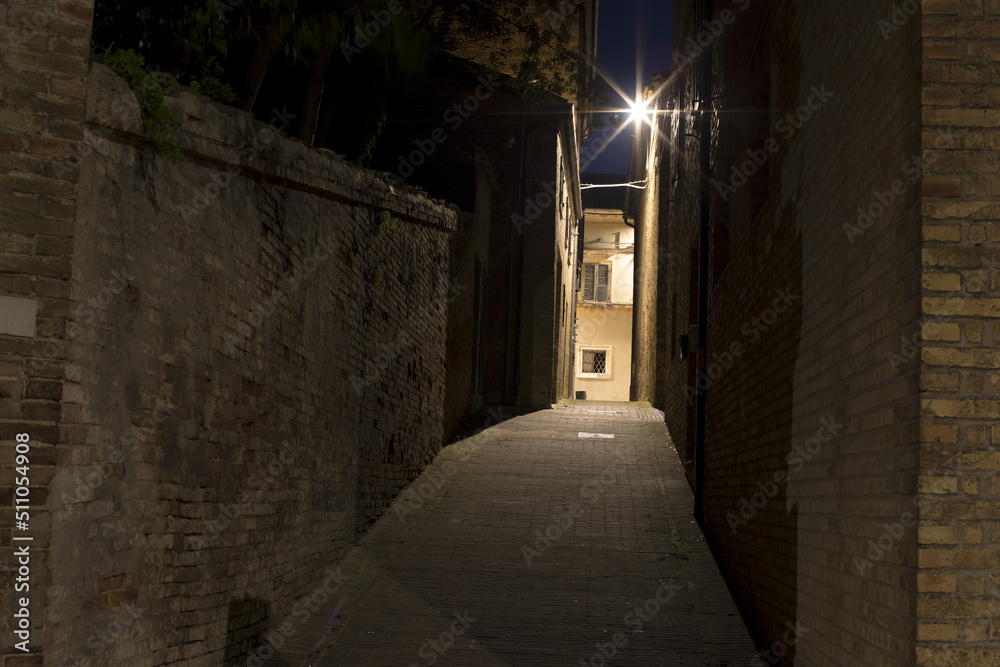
[275,402,757,667]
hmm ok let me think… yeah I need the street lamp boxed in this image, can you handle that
[627,98,650,124]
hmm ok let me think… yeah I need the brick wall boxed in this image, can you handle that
[0,0,94,664]
[6,55,456,665]
[662,1,930,664]
[917,1,1000,665]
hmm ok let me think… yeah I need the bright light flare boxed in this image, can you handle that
[627,99,650,124]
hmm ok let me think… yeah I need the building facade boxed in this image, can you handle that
[575,209,634,401]
[434,1,597,411]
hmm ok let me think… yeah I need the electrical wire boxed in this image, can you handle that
[580,181,648,190]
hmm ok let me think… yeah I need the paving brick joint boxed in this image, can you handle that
[270,402,756,667]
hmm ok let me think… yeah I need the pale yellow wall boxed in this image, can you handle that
[580,214,634,304]
[575,302,633,401]
[554,128,582,403]
[574,213,634,400]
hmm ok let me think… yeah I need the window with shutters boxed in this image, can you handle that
[582,263,611,302]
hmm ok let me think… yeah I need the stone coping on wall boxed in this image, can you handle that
[84,62,458,232]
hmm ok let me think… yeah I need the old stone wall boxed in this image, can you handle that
[26,60,455,666]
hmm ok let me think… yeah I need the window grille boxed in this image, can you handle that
[582,349,607,374]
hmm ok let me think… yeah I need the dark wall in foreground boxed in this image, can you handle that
[661,1,925,664]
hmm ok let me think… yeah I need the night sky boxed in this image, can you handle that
[583,0,673,176]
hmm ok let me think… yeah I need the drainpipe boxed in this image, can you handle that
[694,0,714,523]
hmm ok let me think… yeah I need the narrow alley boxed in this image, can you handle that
[275,403,756,667]
[7,0,998,664]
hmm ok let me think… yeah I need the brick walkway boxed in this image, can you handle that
[278,402,757,667]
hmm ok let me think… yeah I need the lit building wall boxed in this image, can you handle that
[575,211,634,401]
